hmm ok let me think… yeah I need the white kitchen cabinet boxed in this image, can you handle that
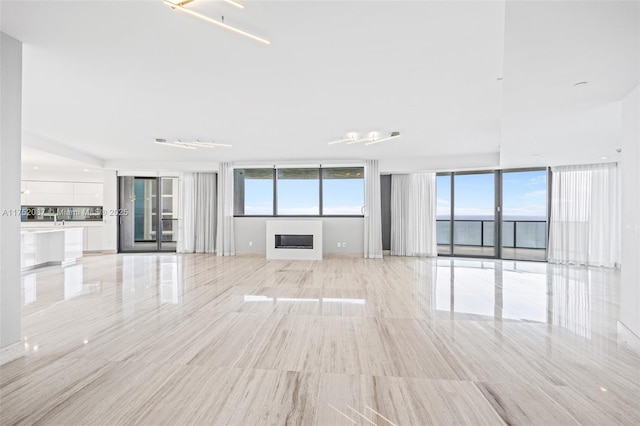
[86,226,104,251]
[73,183,103,205]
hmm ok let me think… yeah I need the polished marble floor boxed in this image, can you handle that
[1,254,639,425]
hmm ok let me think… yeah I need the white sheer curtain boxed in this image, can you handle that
[548,163,619,267]
[177,172,217,253]
[390,173,437,257]
[216,162,235,256]
[364,159,383,258]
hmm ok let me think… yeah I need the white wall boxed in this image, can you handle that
[235,217,364,255]
[620,85,640,343]
[501,102,623,169]
[0,33,22,351]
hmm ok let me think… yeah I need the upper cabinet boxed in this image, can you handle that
[22,181,103,206]
[73,183,103,205]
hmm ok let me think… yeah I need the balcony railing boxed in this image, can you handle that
[436,220,547,249]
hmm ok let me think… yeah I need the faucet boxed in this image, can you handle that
[53,213,57,226]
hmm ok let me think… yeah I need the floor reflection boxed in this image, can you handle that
[18,254,613,343]
[431,258,603,338]
[11,253,635,425]
[121,255,183,305]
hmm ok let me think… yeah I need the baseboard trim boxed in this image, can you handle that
[618,321,640,355]
[82,250,117,255]
[0,341,24,365]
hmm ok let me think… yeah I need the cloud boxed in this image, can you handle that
[526,175,547,186]
[523,190,546,198]
[503,204,547,216]
[453,207,495,216]
[437,198,450,206]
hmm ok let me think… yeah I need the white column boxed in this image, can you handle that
[102,170,118,252]
[620,85,640,352]
[0,33,22,354]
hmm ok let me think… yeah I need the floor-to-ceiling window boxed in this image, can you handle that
[436,168,548,260]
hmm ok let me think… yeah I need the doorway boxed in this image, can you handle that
[436,169,548,260]
[118,176,179,252]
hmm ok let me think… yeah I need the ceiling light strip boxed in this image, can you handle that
[156,139,232,149]
[365,134,401,145]
[164,1,270,45]
[329,131,401,146]
[328,138,353,145]
[155,141,196,150]
[346,137,371,145]
[224,0,245,9]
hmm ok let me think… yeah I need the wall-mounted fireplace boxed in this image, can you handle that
[266,220,323,260]
[275,234,313,249]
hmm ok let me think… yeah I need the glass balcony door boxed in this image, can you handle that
[436,174,452,255]
[436,169,549,260]
[453,172,497,258]
[501,169,548,261]
[119,177,178,252]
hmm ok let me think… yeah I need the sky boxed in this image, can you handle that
[245,178,364,215]
[244,170,547,219]
[437,170,547,219]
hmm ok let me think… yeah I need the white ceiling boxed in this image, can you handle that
[21,146,97,171]
[1,1,638,173]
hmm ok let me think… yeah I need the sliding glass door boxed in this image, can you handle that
[436,168,548,260]
[119,176,178,252]
[501,169,548,261]
[436,175,452,255]
[453,172,497,257]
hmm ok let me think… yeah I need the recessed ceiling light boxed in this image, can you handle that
[33,166,39,170]
[83,168,89,172]
[574,81,588,87]
[601,156,608,160]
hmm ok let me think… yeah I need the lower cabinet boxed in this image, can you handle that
[86,226,104,252]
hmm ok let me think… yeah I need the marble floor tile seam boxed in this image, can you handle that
[24,311,640,376]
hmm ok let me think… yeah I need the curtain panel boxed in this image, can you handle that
[177,172,217,253]
[548,163,619,267]
[216,162,236,256]
[390,173,437,257]
[364,159,383,258]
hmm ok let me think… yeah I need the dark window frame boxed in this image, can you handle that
[234,166,365,218]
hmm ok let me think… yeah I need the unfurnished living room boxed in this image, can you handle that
[1,1,639,425]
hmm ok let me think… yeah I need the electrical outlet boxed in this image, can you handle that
[249,241,253,247]
[337,242,341,247]
[342,242,347,248]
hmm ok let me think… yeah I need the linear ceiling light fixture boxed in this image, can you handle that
[155,138,232,149]
[164,0,270,45]
[328,131,401,146]
[224,0,245,9]
[365,131,401,145]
